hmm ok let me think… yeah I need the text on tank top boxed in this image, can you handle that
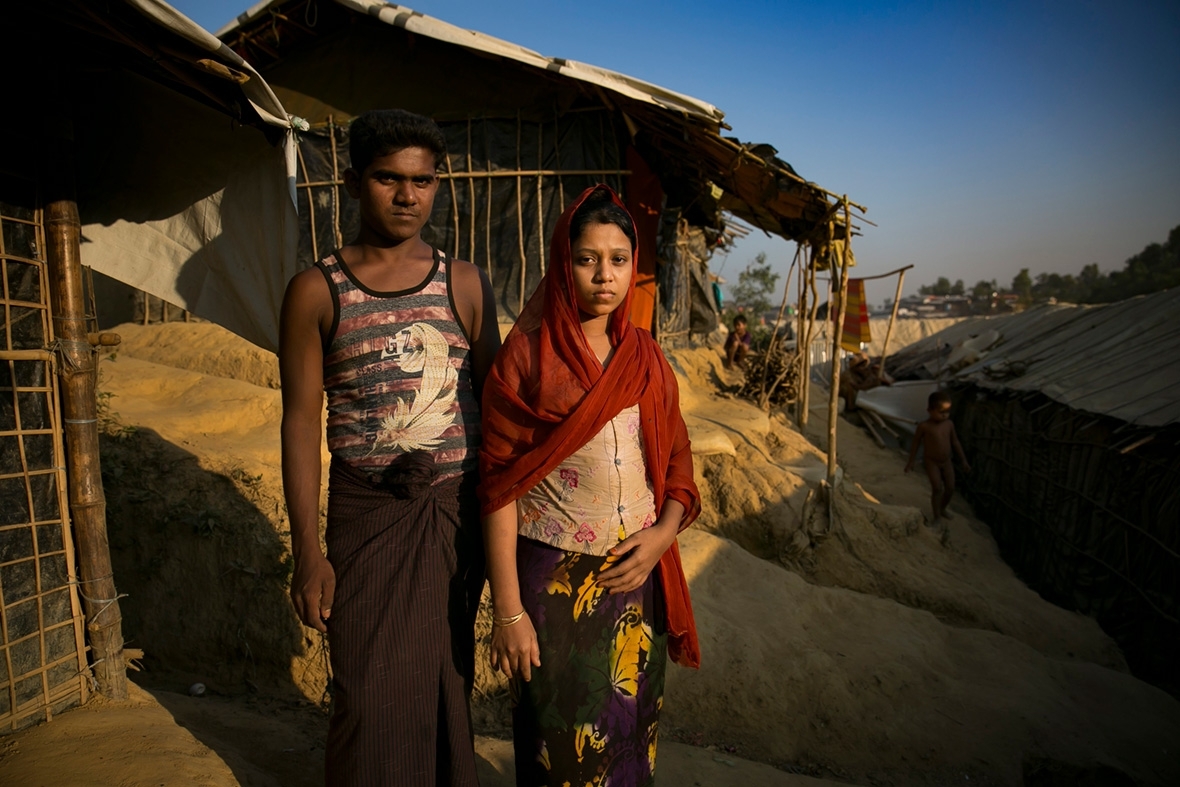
[316,248,480,481]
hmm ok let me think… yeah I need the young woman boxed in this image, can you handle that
[479,185,700,785]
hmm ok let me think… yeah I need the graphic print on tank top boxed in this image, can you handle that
[372,322,458,452]
[316,248,481,481]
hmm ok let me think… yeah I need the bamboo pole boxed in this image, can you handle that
[328,116,343,250]
[467,119,476,263]
[516,114,527,313]
[878,267,908,381]
[443,148,460,259]
[536,124,546,275]
[826,197,853,488]
[485,120,493,278]
[44,189,128,700]
[758,248,799,410]
[296,140,318,261]
[297,169,631,188]
[554,108,565,212]
[795,244,808,428]
[862,413,886,448]
[800,247,822,429]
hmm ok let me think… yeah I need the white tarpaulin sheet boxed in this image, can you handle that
[856,381,941,430]
[78,0,298,352]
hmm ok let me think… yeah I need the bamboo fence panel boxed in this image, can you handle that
[0,190,89,732]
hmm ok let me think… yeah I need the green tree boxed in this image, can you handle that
[1012,268,1033,304]
[950,279,965,296]
[728,252,780,318]
[971,279,997,301]
[919,276,953,296]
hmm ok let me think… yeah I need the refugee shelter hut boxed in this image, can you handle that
[886,289,1180,690]
[217,0,846,342]
[1,0,295,729]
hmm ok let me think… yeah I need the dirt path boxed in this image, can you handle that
[2,684,853,787]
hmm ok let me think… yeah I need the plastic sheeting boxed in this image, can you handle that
[74,0,298,353]
[886,289,1180,428]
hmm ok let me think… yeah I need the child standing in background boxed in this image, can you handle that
[905,390,971,521]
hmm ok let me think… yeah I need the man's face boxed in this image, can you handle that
[928,402,952,422]
[347,146,439,244]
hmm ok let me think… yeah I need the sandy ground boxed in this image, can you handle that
[3,321,1178,786]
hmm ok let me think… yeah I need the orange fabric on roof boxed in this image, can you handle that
[625,147,662,333]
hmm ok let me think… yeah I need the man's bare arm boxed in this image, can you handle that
[452,260,502,396]
[279,269,335,633]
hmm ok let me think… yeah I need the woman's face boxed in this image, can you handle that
[570,222,633,319]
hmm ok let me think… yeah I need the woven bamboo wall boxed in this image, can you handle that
[954,386,1180,692]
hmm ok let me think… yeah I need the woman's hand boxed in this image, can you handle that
[597,516,680,595]
[490,612,541,681]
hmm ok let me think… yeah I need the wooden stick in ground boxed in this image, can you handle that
[794,244,808,427]
[801,246,822,429]
[861,413,886,448]
[827,198,853,488]
[878,267,908,381]
[45,191,128,700]
[863,408,899,439]
[759,248,799,410]
[467,119,476,263]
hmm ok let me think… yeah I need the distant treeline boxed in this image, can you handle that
[917,223,1180,305]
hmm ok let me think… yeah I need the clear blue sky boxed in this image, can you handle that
[174,0,1180,307]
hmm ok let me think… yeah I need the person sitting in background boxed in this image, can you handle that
[724,314,752,368]
[839,351,893,412]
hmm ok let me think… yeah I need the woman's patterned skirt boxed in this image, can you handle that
[512,536,668,787]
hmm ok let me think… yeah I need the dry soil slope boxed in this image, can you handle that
[95,323,1180,786]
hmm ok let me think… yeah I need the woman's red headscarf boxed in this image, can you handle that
[478,184,701,668]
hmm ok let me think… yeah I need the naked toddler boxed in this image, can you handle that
[905,390,971,521]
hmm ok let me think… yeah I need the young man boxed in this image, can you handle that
[279,109,499,785]
[724,314,751,368]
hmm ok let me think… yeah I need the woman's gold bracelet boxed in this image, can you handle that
[493,610,526,627]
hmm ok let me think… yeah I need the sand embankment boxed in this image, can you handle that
[7,321,1175,787]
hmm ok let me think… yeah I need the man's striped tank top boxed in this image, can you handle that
[315,247,480,482]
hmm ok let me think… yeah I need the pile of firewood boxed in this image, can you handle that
[737,346,800,409]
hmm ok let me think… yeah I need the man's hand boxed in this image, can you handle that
[597,519,679,595]
[291,553,336,633]
[490,613,541,681]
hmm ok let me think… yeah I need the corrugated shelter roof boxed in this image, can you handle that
[216,0,853,241]
[887,289,1180,428]
[221,0,722,122]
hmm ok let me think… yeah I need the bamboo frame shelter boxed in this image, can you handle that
[1,0,295,727]
[884,290,1180,692]
[218,0,859,343]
